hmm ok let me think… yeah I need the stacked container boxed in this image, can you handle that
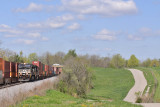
[49,66,53,76]
[52,64,63,75]
[0,58,18,84]
[10,62,17,82]
[45,65,49,77]
[32,61,43,79]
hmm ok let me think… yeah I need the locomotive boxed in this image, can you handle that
[18,63,39,81]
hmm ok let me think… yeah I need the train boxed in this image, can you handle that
[0,58,63,84]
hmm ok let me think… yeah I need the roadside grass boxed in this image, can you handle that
[16,90,140,107]
[136,67,155,95]
[16,68,141,107]
[151,67,160,102]
[136,67,160,102]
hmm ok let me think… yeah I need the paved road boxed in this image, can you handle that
[140,103,160,107]
[124,69,160,107]
[124,69,147,103]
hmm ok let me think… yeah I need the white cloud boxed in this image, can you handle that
[61,0,138,17]
[67,23,80,31]
[0,24,10,29]
[19,21,65,29]
[4,34,18,37]
[18,14,72,29]
[93,29,117,41]
[58,14,74,21]
[0,24,45,40]
[0,29,22,34]
[77,14,85,20]
[80,47,112,52]
[127,27,160,41]
[0,24,23,34]
[48,22,65,28]
[128,35,142,41]
[14,3,43,13]
[15,39,35,45]
[27,32,41,38]
[19,23,43,29]
[41,37,49,41]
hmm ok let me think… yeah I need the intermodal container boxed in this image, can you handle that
[49,66,52,76]
[32,61,43,79]
[45,65,49,77]
[0,58,11,84]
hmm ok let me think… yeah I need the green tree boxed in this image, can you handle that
[19,51,24,63]
[128,55,139,67]
[65,49,77,60]
[28,53,38,63]
[142,58,151,67]
[150,59,159,67]
[110,54,125,68]
[9,54,20,62]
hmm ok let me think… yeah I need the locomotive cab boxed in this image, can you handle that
[18,64,38,82]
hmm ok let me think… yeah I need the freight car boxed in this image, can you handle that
[53,64,63,75]
[32,61,44,79]
[18,63,39,82]
[32,61,58,78]
[0,58,18,84]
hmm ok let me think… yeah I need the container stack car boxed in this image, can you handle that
[0,58,19,84]
[52,64,63,75]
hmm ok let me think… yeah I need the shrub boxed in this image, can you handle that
[55,58,95,98]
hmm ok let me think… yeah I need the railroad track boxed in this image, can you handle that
[0,82,23,89]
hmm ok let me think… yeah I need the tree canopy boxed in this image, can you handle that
[28,53,38,63]
[110,54,125,68]
[127,55,139,67]
[65,49,77,59]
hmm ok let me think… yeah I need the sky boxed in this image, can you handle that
[0,0,160,60]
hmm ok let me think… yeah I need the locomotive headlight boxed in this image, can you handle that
[27,70,31,75]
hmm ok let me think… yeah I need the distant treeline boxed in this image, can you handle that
[0,48,159,68]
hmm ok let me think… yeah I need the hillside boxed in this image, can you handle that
[16,68,141,107]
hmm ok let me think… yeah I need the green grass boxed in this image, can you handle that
[151,67,160,102]
[16,68,141,107]
[87,68,135,101]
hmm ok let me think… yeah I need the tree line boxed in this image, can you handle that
[0,48,160,68]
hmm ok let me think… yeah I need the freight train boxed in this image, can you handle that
[0,58,63,84]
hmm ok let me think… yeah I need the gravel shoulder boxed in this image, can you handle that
[0,77,57,103]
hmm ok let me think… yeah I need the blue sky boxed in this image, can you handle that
[0,0,160,60]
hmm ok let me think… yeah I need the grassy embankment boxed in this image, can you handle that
[137,67,160,102]
[16,68,141,107]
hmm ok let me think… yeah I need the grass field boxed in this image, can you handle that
[16,68,141,107]
[87,68,135,100]
[137,67,160,102]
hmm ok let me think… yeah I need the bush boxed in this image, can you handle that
[136,97,142,103]
[55,58,95,98]
[135,91,142,103]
